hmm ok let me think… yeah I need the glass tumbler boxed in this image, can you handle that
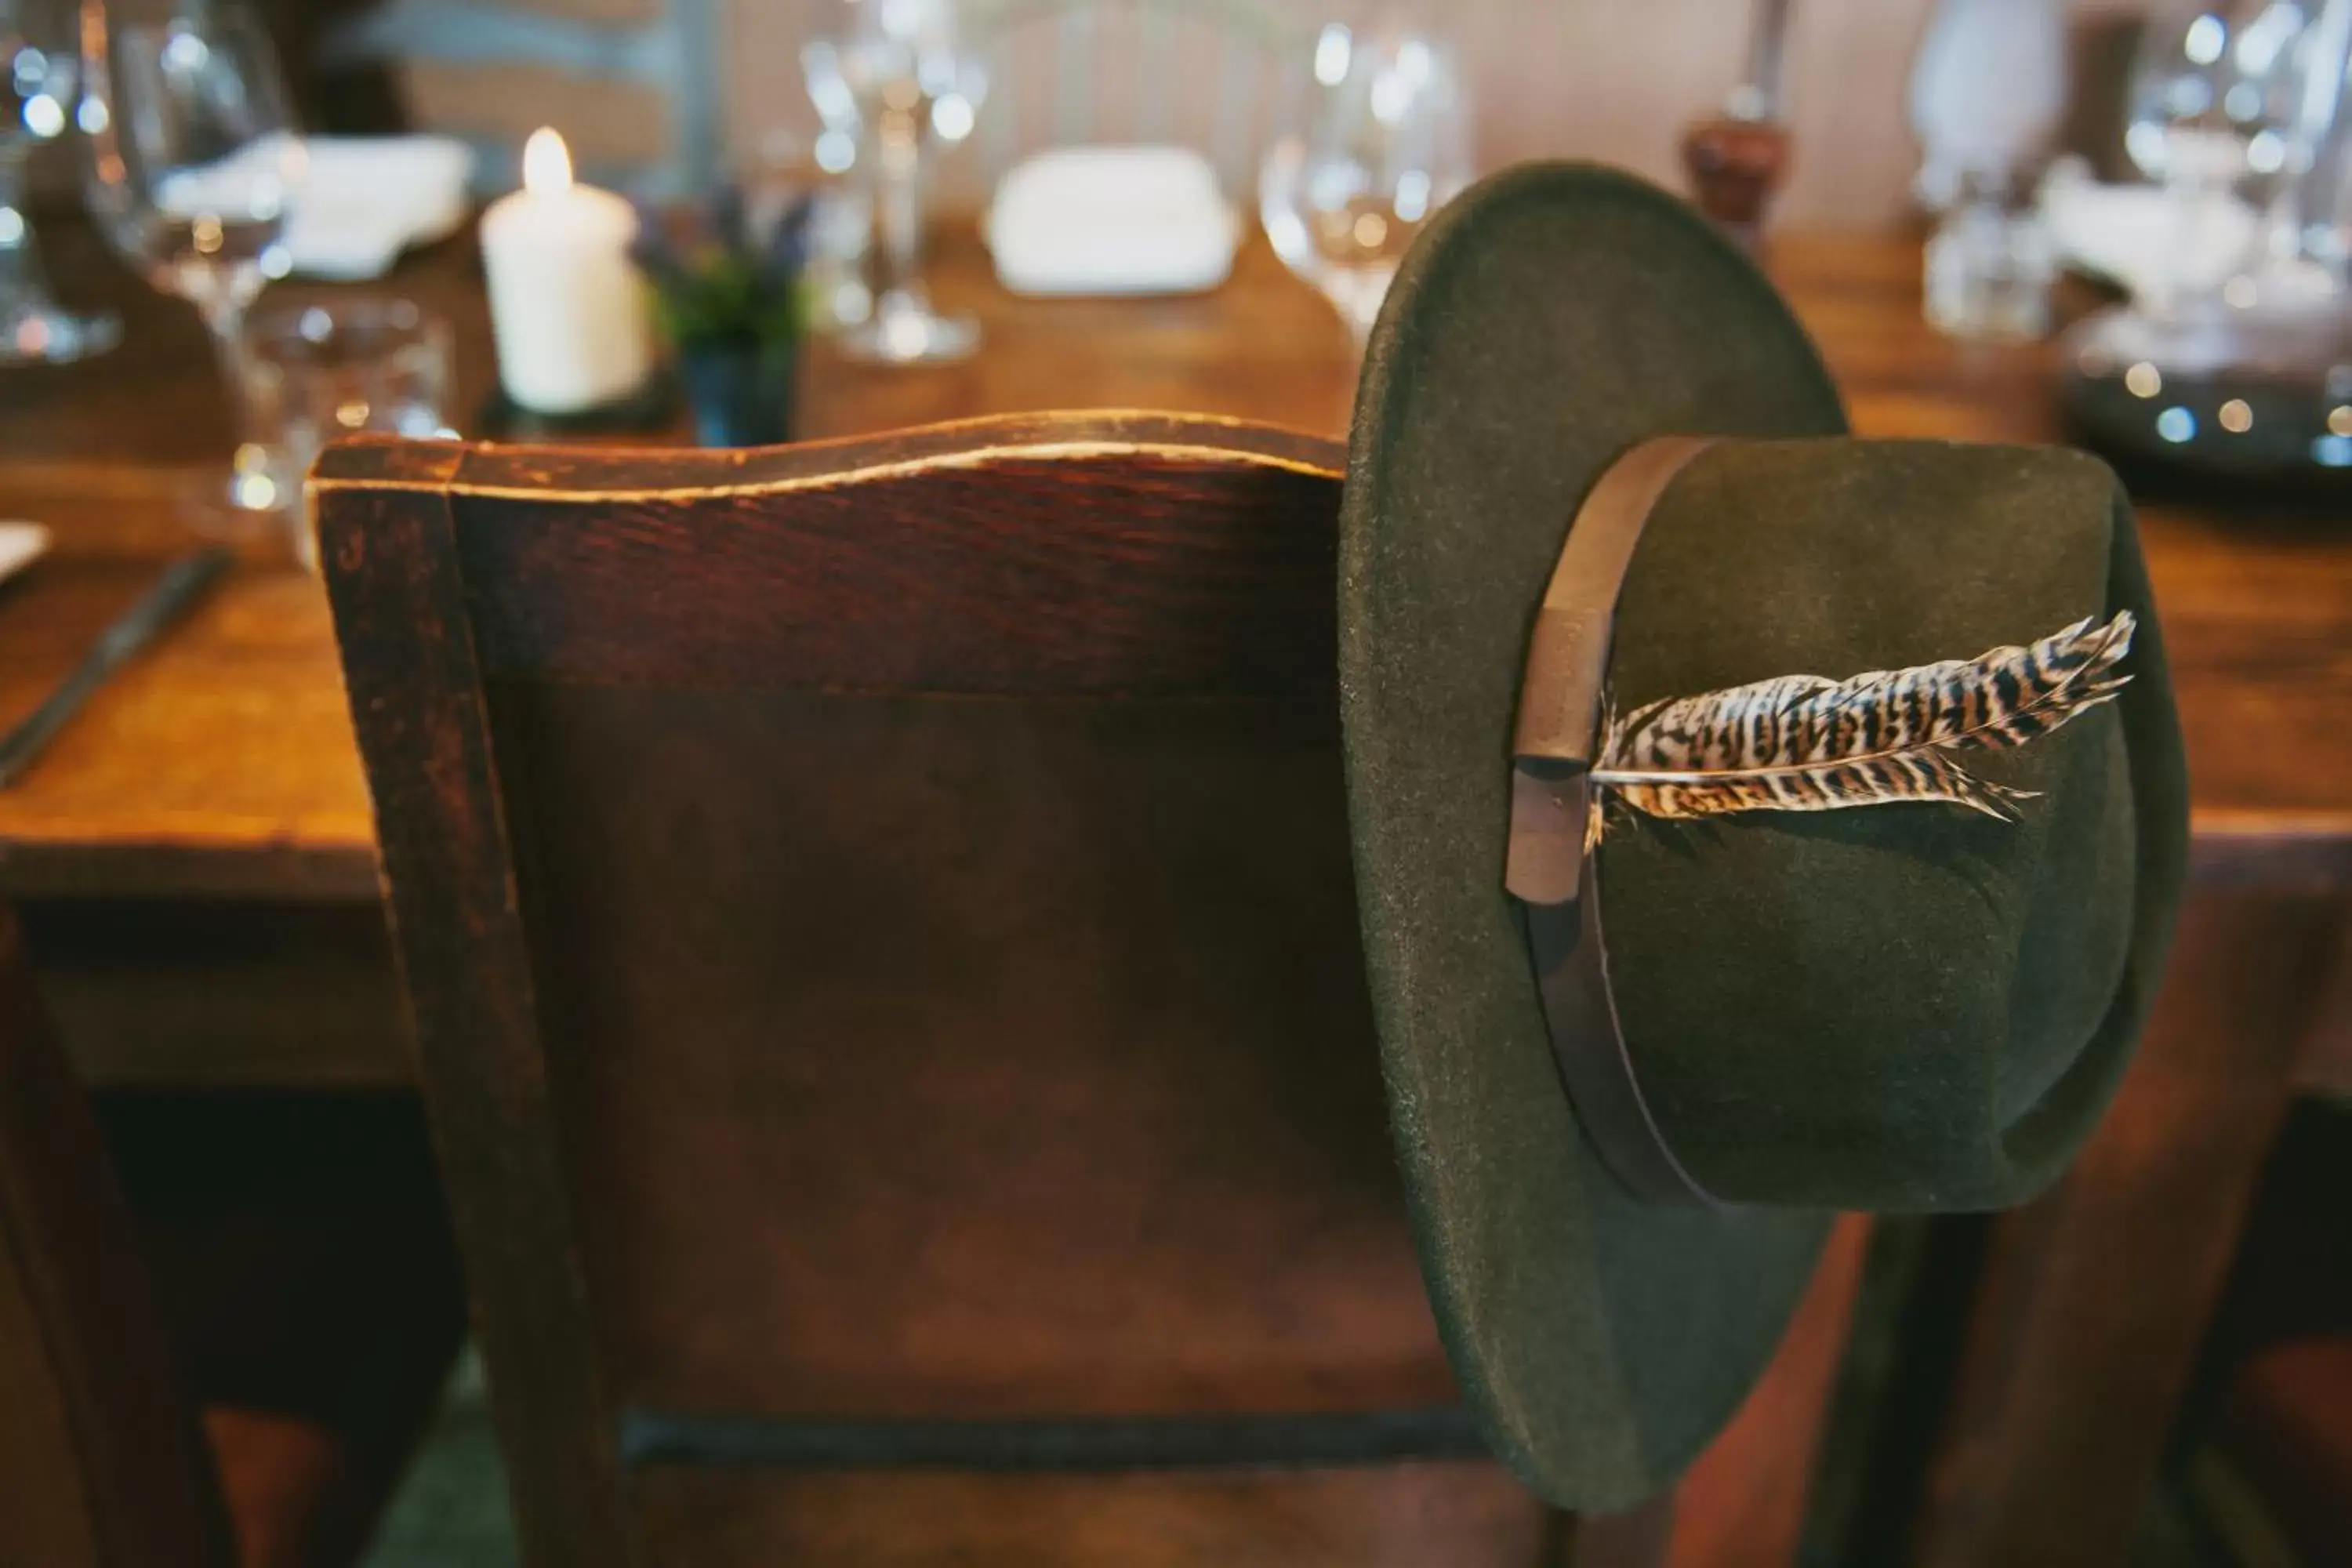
[245,297,454,568]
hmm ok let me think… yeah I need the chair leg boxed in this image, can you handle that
[1556,1491,1676,1568]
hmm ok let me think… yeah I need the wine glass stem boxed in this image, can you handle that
[201,299,269,459]
[2161,172,2223,320]
[871,101,929,312]
[0,153,63,317]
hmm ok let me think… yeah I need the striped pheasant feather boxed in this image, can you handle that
[1585,610,2136,846]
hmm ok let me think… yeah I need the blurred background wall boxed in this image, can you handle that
[209,0,2157,230]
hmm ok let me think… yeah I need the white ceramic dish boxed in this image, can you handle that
[2039,160,2260,303]
[984,145,1241,298]
[0,521,49,587]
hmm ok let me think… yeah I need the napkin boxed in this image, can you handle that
[286,136,476,281]
[153,135,474,281]
[2039,158,2262,303]
[983,145,1240,297]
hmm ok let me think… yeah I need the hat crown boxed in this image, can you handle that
[1592,438,2149,1210]
[1338,159,2187,1512]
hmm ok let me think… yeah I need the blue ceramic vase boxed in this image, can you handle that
[677,337,797,448]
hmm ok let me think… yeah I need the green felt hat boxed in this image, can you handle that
[1338,163,2189,1510]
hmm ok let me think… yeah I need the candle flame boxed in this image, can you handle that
[521,127,573,195]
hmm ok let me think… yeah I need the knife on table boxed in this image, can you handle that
[0,546,235,789]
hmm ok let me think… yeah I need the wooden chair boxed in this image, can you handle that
[0,901,225,1567]
[2202,1336,2352,1565]
[310,412,1574,1566]
[2178,1093,2352,1567]
[0,902,466,1568]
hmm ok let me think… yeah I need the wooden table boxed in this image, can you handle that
[2,215,2348,1566]
[7,228,2349,902]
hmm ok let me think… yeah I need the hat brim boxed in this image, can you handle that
[1338,164,1850,1507]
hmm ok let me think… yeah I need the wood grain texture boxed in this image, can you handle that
[0,561,375,901]
[0,903,234,1568]
[1567,1493,1677,1568]
[9,213,2352,1562]
[9,221,2351,903]
[2292,920,2352,1098]
[439,424,1336,695]
[317,415,1507,1565]
[0,903,466,1568]
[318,408,1881,1564]
[485,683,1447,1425]
[1664,1214,1873,1568]
[627,1461,1552,1568]
[2207,1338,2352,1568]
[0,208,394,898]
[314,456,641,1568]
[18,902,408,1088]
[1912,893,2352,1568]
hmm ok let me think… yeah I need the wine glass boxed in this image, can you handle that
[800,0,987,365]
[2061,0,2352,472]
[78,0,303,526]
[1259,20,1472,352]
[2124,0,2321,314]
[2271,0,2352,285]
[0,0,117,362]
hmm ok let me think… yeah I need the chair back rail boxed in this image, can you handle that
[0,906,234,1568]
[313,412,1526,1566]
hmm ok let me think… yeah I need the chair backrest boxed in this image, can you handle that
[0,906,232,1568]
[317,0,724,197]
[313,413,1507,1566]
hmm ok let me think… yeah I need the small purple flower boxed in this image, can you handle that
[628,181,817,347]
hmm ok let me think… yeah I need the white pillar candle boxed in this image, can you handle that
[480,128,655,414]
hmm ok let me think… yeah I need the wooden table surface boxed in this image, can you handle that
[3,221,2352,902]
